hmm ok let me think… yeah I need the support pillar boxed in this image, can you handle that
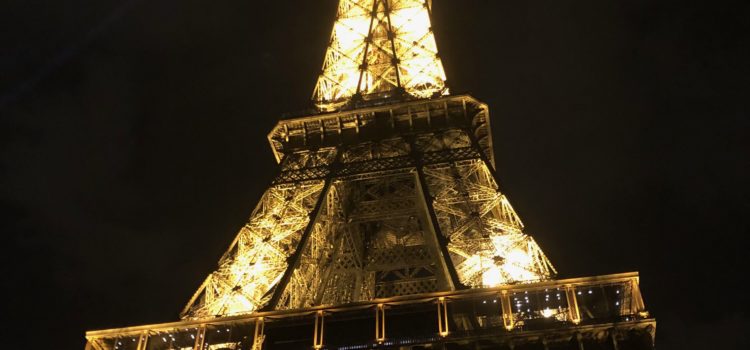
[375,304,386,343]
[413,152,462,290]
[437,297,450,337]
[193,326,206,350]
[136,332,149,350]
[313,311,325,349]
[500,290,515,331]
[252,318,265,350]
[566,286,581,325]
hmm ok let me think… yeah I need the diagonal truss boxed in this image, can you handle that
[313,0,448,111]
[181,180,328,319]
[183,127,555,319]
[181,1,556,321]
[415,130,556,288]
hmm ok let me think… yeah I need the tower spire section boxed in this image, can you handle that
[313,0,448,111]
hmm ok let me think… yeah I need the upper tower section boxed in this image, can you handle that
[313,0,449,111]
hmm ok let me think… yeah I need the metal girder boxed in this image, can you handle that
[267,95,491,163]
[180,179,329,319]
[313,0,448,111]
[184,122,555,319]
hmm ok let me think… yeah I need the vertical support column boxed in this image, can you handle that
[136,332,149,350]
[630,278,647,317]
[566,286,581,325]
[413,152,462,290]
[252,318,265,350]
[375,304,386,343]
[437,297,450,337]
[193,325,206,350]
[500,290,515,331]
[313,311,325,349]
[382,0,402,88]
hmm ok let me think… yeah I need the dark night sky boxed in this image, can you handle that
[1,0,748,348]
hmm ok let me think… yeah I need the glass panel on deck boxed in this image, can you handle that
[511,288,571,330]
[449,295,504,334]
[576,282,630,323]
[146,328,196,350]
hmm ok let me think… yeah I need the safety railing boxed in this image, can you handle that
[86,272,650,350]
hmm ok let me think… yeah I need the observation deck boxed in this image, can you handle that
[86,272,655,350]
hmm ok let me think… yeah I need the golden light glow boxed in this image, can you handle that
[437,297,450,337]
[314,0,448,110]
[181,182,326,319]
[541,308,555,318]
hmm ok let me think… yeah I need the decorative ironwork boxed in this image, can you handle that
[87,273,655,350]
[314,0,448,111]
[86,0,656,348]
[181,181,327,318]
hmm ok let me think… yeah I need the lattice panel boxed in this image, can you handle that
[422,147,481,165]
[181,181,326,319]
[280,148,338,171]
[375,278,438,298]
[415,130,472,152]
[337,156,415,176]
[271,173,446,309]
[275,149,338,184]
[423,159,556,288]
[314,0,448,111]
[350,198,416,221]
[342,138,411,163]
[369,245,432,267]
[276,182,351,309]
[273,167,330,184]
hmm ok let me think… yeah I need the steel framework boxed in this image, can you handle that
[178,0,556,321]
[86,1,656,349]
[88,273,655,350]
[182,94,556,320]
[313,0,448,111]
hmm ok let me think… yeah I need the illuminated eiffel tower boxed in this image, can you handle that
[86,1,656,349]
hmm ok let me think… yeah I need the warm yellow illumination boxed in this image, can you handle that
[541,308,555,318]
[437,297,450,337]
[313,311,325,349]
[181,182,326,319]
[375,304,386,342]
[482,265,503,287]
[453,229,555,288]
[314,0,448,110]
[426,159,556,288]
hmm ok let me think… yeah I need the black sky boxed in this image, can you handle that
[1,0,748,349]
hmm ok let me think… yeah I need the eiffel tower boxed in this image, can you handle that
[86,1,656,349]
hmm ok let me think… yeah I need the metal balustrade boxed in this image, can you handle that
[87,272,654,350]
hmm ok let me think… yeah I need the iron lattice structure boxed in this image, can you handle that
[182,94,556,319]
[181,0,556,321]
[313,0,448,111]
[86,1,656,349]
